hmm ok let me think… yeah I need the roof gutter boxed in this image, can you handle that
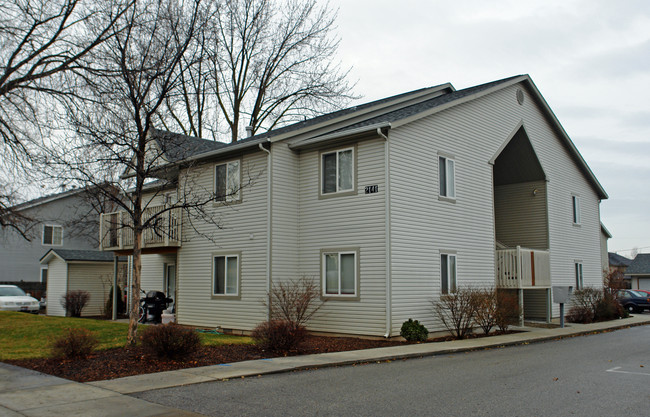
[288,122,392,150]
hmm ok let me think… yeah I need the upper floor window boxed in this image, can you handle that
[572,195,581,224]
[574,262,583,289]
[441,253,457,295]
[321,148,354,195]
[323,250,357,296]
[439,156,455,198]
[215,160,241,202]
[42,225,63,246]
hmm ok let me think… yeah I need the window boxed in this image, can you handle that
[439,156,456,198]
[40,267,48,285]
[323,251,357,296]
[214,160,241,202]
[213,255,239,296]
[575,262,583,290]
[42,225,63,246]
[441,253,457,294]
[572,195,581,224]
[321,148,354,194]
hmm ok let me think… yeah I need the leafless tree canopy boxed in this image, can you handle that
[161,0,356,142]
[0,0,133,234]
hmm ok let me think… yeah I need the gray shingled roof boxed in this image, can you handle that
[41,249,115,263]
[609,252,632,267]
[151,129,227,162]
[626,254,650,275]
[324,76,522,135]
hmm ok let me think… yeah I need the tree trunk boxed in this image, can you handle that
[127,228,143,345]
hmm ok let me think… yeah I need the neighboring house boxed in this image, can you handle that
[40,249,127,317]
[609,252,632,275]
[99,74,608,337]
[625,254,650,291]
[0,188,113,284]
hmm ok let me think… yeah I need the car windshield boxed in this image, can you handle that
[628,290,646,297]
[0,287,27,297]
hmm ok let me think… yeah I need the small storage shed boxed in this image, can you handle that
[40,249,124,317]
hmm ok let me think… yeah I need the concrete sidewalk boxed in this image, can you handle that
[1,315,648,416]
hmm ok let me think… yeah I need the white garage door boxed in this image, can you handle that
[638,278,650,290]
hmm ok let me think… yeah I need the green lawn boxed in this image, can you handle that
[0,311,252,361]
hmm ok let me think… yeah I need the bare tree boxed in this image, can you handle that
[163,0,356,142]
[0,0,134,236]
[51,0,209,344]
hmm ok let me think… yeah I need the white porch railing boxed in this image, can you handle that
[496,246,550,289]
[99,205,181,251]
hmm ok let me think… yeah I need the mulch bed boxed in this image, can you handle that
[6,331,519,383]
[6,336,407,382]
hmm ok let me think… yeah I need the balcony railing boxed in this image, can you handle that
[496,246,550,289]
[99,205,181,251]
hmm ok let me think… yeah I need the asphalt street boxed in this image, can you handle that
[134,325,650,416]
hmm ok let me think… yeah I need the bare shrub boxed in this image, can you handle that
[252,320,307,351]
[604,270,628,296]
[566,288,602,324]
[51,328,99,359]
[473,288,498,335]
[495,291,520,332]
[433,287,479,340]
[139,324,201,359]
[61,290,91,317]
[264,276,324,329]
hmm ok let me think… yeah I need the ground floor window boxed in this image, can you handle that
[441,253,457,294]
[40,267,48,285]
[323,250,357,296]
[213,255,239,296]
[575,262,583,290]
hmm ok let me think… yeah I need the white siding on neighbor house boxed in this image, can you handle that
[388,83,603,332]
[600,230,609,274]
[175,150,269,331]
[46,257,68,317]
[270,142,300,284]
[67,263,114,316]
[495,181,549,250]
[297,138,387,336]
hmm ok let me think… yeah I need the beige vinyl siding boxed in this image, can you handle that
[140,254,176,294]
[67,263,114,316]
[297,138,386,336]
[600,229,608,273]
[270,142,300,283]
[175,151,268,330]
[523,289,549,320]
[494,181,549,250]
[389,83,603,331]
[46,257,68,317]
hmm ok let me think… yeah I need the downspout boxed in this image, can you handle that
[377,127,392,338]
[259,142,272,321]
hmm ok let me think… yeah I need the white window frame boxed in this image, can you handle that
[212,254,239,296]
[214,160,241,202]
[572,195,581,225]
[42,224,63,246]
[439,155,456,199]
[322,250,358,297]
[575,262,584,290]
[320,147,355,195]
[40,266,48,284]
[441,253,457,295]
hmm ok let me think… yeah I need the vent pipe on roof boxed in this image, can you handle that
[245,126,253,137]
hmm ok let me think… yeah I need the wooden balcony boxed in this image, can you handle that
[496,246,550,289]
[99,205,181,252]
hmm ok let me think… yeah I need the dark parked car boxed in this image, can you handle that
[617,290,650,314]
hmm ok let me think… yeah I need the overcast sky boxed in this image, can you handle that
[329,0,650,258]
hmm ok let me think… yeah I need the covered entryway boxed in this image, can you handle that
[492,125,552,322]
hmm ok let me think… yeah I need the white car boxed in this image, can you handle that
[0,285,40,313]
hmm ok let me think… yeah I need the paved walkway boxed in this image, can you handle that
[1,315,648,416]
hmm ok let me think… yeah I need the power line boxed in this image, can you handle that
[611,245,650,253]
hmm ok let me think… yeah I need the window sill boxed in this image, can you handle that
[321,294,360,301]
[318,189,357,200]
[212,199,243,207]
[211,294,241,300]
[438,195,456,204]
[572,223,581,228]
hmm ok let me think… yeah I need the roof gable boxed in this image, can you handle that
[625,254,650,275]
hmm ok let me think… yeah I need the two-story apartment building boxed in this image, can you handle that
[100,74,608,337]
